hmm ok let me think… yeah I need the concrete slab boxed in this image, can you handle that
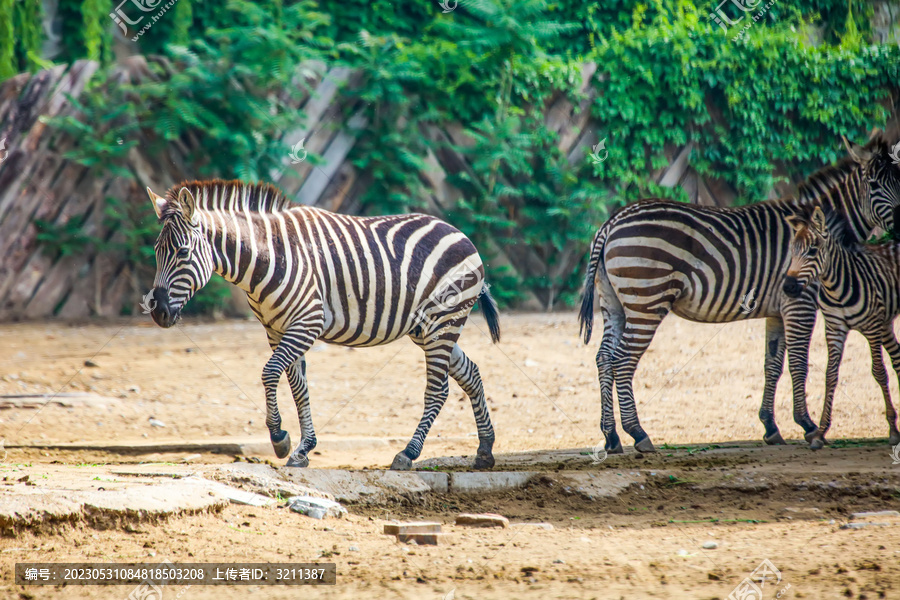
[278,469,433,504]
[209,463,334,501]
[450,472,537,494]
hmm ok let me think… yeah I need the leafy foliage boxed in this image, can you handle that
[26,0,900,312]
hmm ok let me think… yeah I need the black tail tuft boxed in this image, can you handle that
[578,272,595,345]
[478,285,501,344]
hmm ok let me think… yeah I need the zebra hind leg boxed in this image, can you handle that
[612,312,668,453]
[597,307,624,454]
[760,317,787,445]
[448,344,495,470]
[391,336,453,471]
[284,358,316,467]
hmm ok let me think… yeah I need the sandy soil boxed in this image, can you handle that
[2,313,900,599]
[1,312,898,457]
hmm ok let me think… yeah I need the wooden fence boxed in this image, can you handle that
[0,59,814,320]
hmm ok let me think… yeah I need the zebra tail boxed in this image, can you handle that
[478,284,501,344]
[579,227,608,345]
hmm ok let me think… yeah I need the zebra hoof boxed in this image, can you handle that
[271,431,292,459]
[763,431,786,445]
[889,430,900,446]
[285,452,309,468]
[803,428,819,444]
[390,452,413,471]
[473,454,495,470]
[633,437,656,453]
[809,437,825,451]
[606,441,624,454]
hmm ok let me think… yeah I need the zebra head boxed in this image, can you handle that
[146,186,214,328]
[845,136,900,236]
[783,206,831,299]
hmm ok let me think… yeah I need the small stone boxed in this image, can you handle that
[148,417,166,428]
[127,385,141,393]
[84,360,99,368]
[384,522,442,535]
[349,546,360,552]
[553,559,565,564]
[455,513,509,528]
[396,533,446,545]
[182,454,202,463]
[702,541,718,549]
[288,496,347,520]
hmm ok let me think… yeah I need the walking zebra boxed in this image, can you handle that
[579,136,900,453]
[145,179,501,470]
[784,205,900,449]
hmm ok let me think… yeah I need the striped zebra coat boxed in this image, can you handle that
[784,206,900,449]
[146,180,501,470]
[579,136,900,453]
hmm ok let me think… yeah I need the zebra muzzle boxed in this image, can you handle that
[782,276,804,298]
[149,287,180,328]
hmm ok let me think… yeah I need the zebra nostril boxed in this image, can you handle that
[782,277,802,298]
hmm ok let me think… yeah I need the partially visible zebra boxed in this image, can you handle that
[783,205,900,449]
[146,179,501,470]
[579,136,900,453]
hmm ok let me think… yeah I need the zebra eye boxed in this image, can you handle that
[806,247,818,257]
[177,247,190,258]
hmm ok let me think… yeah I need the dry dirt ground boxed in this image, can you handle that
[2,313,900,599]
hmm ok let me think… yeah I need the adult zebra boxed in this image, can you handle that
[579,136,900,453]
[145,179,502,470]
[783,205,900,449]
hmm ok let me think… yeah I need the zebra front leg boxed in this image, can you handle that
[783,299,819,441]
[597,307,624,453]
[760,317,787,445]
[612,315,666,453]
[448,344,495,470]
[809,322,848,450]
[263,328,319,460]
[284,358,316,467]
[879,330,900,445]
[392,337,453,470]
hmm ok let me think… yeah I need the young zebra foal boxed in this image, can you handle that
[783,206,900,449]
[145,179,501,470]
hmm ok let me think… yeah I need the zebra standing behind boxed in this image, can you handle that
[579,136,900,454]
[783,205,900,449]
[145,179,501,470]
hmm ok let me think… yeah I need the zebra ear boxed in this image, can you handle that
[177,187,199,226]
[843,135,874,164]
[147,187,167,219]
[811,207,828,235]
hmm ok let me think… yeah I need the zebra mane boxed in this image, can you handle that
[797,134,890,199]
[163,179,293,218]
